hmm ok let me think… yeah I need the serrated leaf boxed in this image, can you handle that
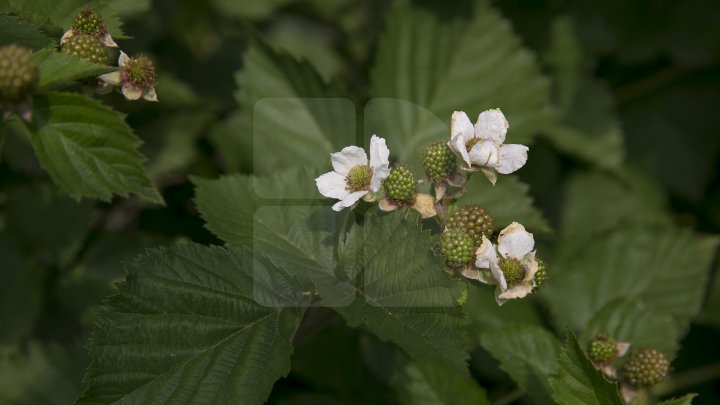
[458,174,550,233]
[582,298,680,356]
[0,15,54,50]
[549,332,623,405]
[659,394,697,405]
[545,226,718,333]
[394,359,489,405]
[464,284,543,337]
[79,243,308,405]
[28,92,162,203]
[368,1,551,163]
[34,48,115,90]
[480,324,561,403]
[334,211,469,372]
[6,0,127,38]
[234,40,354,174]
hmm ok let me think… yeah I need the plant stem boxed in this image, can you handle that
[492,388,525,405]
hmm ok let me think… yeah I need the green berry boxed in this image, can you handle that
[446,205,493,247]
[498,257,525,287]
[439,230,474,268]
[422,141,457,182]
[72,8,107,36]
[126,55,157,89]
[346,165,372,192]
[61,33,108,64]
[623,349,669,388]
[384,165,416,204]
[588,334,617,363]
[0,45,38,101]
[533,258,549,289]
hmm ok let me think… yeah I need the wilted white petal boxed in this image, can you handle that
[496,144,528,174]
[474,108,508,144]
[479,168,497,186]
[497,283,534,302]
[60,30,74,45]
[316,172,349,199]
[98,71,121,86]
[143,87,158,102]
[449,134,472,167]
[121,83,142,100]
[460,267,496,284]
[378,198,398,212]
[118,51,131,67]
[522,251,539,282]
[446,172,466,187]
[468,140,500,167]
[332,190,367,211]
[498,222,534,259]
[475,235,498,269]
[451,111,474,140]
[412,193,437,218]
[331,146,368,176]
[102,33,118,48]
[617,342,631,357]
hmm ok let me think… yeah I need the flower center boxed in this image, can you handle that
[346,165,372,192]
[465,137,481,151]
[126,55,157,89]
[498,257,526,287]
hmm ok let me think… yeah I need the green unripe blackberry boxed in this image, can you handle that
[498,257,525,287]
[623,349,669,388]
[588,334,617,363]
[533,258,548,289]
[384,165,416,204]
[0,45,38,101]
[422,141,457,182]
[72,8,107,36]
[446,205,493,247]
[439,230,474,268]
[125,55,157,89]
[61,33,108,64]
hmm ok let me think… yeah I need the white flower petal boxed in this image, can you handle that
[468,140,500,167]
[316,171,349,199]
[497,283,534,301]
[60,30,74,45]
[475,235,498,269]
[331,146,368,176]
[143,87,158,102]
[497,222,534,259]
[102,33,118,48]
[98,71,122,86]
[451,111,475,139]
[474,108,508,144]
[332,190,367,211]
[118,51,131,67]
[480,168,497,186]
[496,144,528,174]
[449,134,472,167]
[460,267,496,285]
[121,84,142,100]
[369,135,390,192]
[522,251,539,282]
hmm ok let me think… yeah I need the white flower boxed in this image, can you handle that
[98,52,158,102]
[448,109,528,184]
[474,222,538,305]
[316,135,390,211]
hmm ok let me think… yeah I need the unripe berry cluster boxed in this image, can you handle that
[61,33,108,64]
[72,8,107,36]
[439,230,474,268]
[125,55,158,89]
[422,141,457,182]
[498,257,525,286]
[384,165,416,204]
[533,258,548,288]
[447,205,493,247]
[623,349,669,388]
[0,45,38,101]
[588,334,617,363]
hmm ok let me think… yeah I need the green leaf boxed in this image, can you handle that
[210,0,295,20]
[549,331,623,405]
[34,48,115,91]
[394,359,489,405]
[234,40,354,174]
[334,211,469,372]
[368,1,551,163]
[582,298,680,356]
[0,342,87,405]
[659,394,698,405]
[79,243,308,405]
[0,15,54,50]
[0,233,45,346]
[28,92,162,203]
[141,111,213,177]
[6,0,128,38]
[480,324,562,403]
[458,174,551,233]
[545,226,718,333]
[464,284,543,338]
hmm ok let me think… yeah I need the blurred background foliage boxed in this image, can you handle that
[0,0,719,403]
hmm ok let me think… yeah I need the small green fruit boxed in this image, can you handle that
[588,334,617,363]
[446,205,493,247]
[61,33,108,64]
[498,256,525,287]
[440,230,474,268]
[126,55,157,89]
[533,258,548,289]
[72,8,106,36]
[623,349,669,388]
[384,165,416,204]
[422,141,457,182]
[0,45,38,101]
